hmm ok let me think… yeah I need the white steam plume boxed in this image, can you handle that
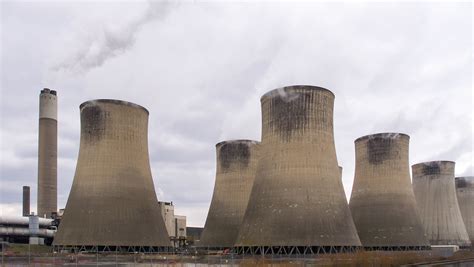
[53,0,177,74]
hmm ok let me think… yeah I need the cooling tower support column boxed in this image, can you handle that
[37,88,57,218]
[53,99,171,251]
[23,186,30,216]
[235,85,361,255]
[349,133,429,250]
[412,161,471,247]
[199,140,259,249]
[456,176,474,244]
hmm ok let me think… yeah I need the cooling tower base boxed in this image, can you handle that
[53,245,173,254]
[363,246,431,251]
[233,246,361,255]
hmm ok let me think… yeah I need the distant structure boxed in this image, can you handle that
[235,86,361,255]
[199,140,260,248]
[456,176,474,243]
[349,133,429,250]
[158,201,187,248]
[37,88,57,218]
[22,186,30,216]
[412,161,471,247]
[53,100,170,251]
[338,166,349,204]
[187,227,204,246]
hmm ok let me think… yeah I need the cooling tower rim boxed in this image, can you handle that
[354,132,409,143]
[80,99,149,114]
[412,160,455,168]
[456,176,474,180]
[455,176,474,188]
[260,85,334,101]
[40,88,57,95]
[216,139,260,147]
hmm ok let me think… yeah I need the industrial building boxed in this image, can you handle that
[235,86,361,255]
[158,201,187,247]
[349,133,429,250]
[456,176,474,243]
[412,161,471,247]
[199,140,260,249]
[53,100,171,251]
[37,88,57,218]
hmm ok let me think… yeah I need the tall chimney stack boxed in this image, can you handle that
[23,186,30,216]
[37,88,57,218]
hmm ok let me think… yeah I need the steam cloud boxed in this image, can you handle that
[53,1,177,73]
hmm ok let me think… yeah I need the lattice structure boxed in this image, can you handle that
[233,246,360,255]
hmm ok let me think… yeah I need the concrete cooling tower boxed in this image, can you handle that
[53,100,170,251]
[349,133,429,250]
[412,161,471,247]
[235,85,361,255]
[456,176,474,244]
[199,140,260,248]
[37,88,57,218]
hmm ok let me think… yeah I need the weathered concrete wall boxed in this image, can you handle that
[412,161,471,246]
[37,88,57,218]
[456,176,474,243]
[349,133,429,247]
[199,140,259,248]
[53,99,170,247]
[235,85,361,247]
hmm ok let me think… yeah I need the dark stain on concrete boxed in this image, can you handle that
[422,163,441,175]
[455,178,467,188]
[82,105,107,143]
[367,137,393,164]
[219,142,250,170]
[268,88,313,142]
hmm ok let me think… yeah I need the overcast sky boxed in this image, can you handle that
[1,1,472,227]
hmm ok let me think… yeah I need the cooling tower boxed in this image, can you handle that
[37,88,57,218]
[349,133,429,249]
[456,176,474,243]
[235,85,361,254]
[412,161,471,247]
[199,140,260,248]
[53,100,170,250]
[23,186,30,216]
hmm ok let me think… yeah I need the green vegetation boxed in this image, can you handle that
[3,244,53,255]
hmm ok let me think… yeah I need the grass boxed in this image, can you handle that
[3,244,53,255]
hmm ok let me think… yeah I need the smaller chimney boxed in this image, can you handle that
[23,186,30,216]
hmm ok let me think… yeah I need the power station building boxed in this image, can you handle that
[235,86,361,255]
[199,140,260,248]
[37,88,57,218]
[349,133,429,250]
[456,176,474,243]
[53,100,171,251]
[158,201,187,248]
[412,161,471,247]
